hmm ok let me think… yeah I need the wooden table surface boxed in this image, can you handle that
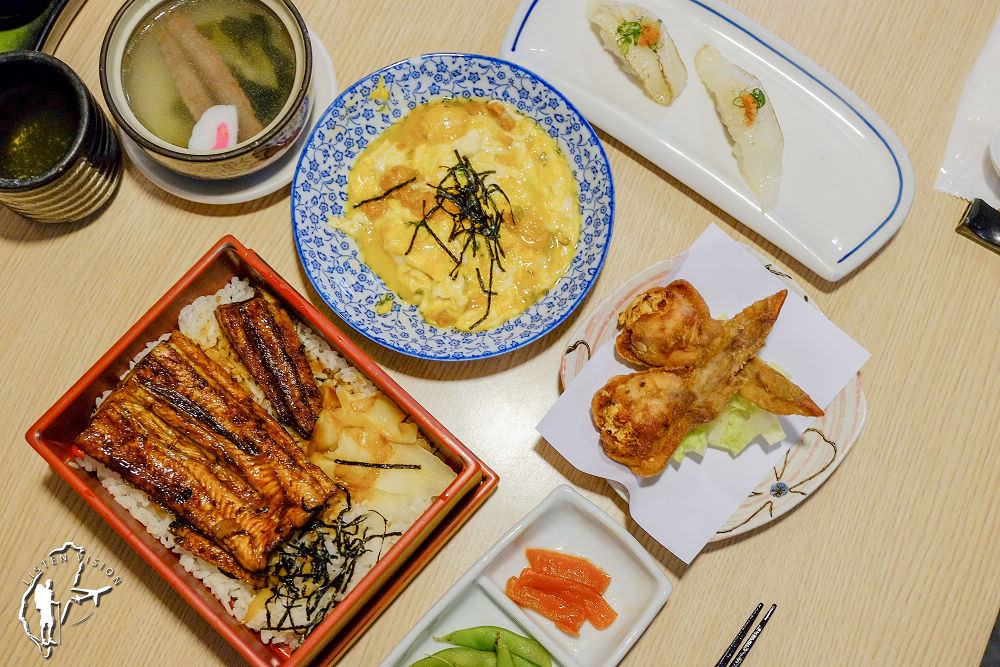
[3,0,1000,665]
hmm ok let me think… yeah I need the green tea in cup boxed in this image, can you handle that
[0,51,122,223]
[0,71,78,179]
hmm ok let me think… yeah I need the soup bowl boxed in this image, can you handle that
[100,0,312,180]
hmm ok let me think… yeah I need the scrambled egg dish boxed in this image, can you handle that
[329,98,582,331]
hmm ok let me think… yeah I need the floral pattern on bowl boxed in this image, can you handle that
[291,53,614,360]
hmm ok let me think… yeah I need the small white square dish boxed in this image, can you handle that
[379,485,672,667]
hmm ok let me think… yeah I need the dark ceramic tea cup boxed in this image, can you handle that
[0,51,122,223]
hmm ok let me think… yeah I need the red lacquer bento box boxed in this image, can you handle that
[25,236,498,666]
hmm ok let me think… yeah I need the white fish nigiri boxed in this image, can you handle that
[695,45,783,210]
[587,0,687,105]
[187,104,239,151]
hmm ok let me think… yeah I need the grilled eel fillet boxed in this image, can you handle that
[75,332,336,578]
[216,294,323,439]
[171,522,267,587]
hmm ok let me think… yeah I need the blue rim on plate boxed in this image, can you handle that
[291,53,615,360]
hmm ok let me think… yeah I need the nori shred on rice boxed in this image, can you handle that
[256,488,402,637]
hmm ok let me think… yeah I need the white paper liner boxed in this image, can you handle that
[536,225,870,563]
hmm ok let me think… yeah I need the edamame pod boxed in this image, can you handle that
[496,634,515,667]
[408,646,542,667]
[435,626,552,667]
[408,647,495,667]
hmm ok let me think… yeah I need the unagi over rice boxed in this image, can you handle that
[74,280,457,646]
[75,330,335,581]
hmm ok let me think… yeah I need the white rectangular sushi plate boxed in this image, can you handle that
[501,0,915,282]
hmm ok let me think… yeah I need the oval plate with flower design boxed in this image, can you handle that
[291,53,614,360]
[560,253,868,541]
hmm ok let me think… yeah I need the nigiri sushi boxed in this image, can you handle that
[587,0,687,105]
[695,45,783,210]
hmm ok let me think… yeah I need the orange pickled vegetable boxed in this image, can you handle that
[525,548,612,594]
[505,576,586,636]
[518,568,617,630]
[548,586,617,630]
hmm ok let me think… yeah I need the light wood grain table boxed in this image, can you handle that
[3,0,1000,665]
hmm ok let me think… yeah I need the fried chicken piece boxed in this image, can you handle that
[615,281,719,370]
[592,369,696,475]
[737,357,823,416]
[615,280,822,417]
[594,291,786,476]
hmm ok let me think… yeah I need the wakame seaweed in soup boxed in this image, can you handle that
[120,0,296,149]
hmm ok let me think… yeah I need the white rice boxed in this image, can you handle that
[78,278,413,647]
[177,277,255,348]
[295,320,376,397]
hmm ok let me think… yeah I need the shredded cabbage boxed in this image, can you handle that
[672,394,786,462]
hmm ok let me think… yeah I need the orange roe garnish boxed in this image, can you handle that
[741,92,757,124]
[638,22,660,47]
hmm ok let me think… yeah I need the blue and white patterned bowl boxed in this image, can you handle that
[291,53,614,360]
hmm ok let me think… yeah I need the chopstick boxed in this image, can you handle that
[730,604,776,666]
[714,603,763,667]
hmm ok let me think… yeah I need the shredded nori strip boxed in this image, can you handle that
[404,151,513,329]
[333,459,422,470]
[256,494,402,637]
[353,177,417,208]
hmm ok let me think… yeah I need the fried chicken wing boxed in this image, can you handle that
[683,290,785,422]
[737,357,823,417]
[594,290,786,476]
[615,280,823,418]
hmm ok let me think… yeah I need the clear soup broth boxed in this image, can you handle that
[121,0,295,150]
